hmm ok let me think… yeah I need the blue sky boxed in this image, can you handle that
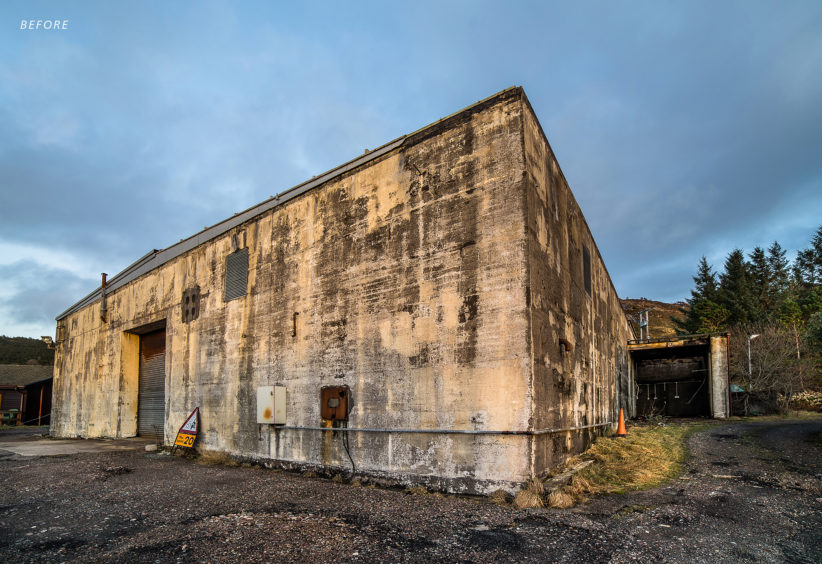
[1,1,821,338]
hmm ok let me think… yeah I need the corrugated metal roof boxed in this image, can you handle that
[0,365,54,387]
[56,87,522,320]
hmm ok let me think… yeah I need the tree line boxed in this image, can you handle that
[676,226,822,410]
[0,336,55,365]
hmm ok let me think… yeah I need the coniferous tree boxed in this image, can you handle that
[794,227,822,288]
[718,249,754,326]
[692,256,718,299]
[767,241,790,297]
[676,256,729,333]
[800,287,822,320]
[747,246,771,321]
[807,312,822,354]
[778,297,803,329]
[795,249,817,286]
[676,226,822,397]
[811,226,822,268]
[794,226,822,321]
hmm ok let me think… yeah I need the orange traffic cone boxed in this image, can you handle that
[615,408,627,437]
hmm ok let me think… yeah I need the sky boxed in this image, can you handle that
[1,1,821,339]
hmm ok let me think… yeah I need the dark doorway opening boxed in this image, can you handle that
[631,341,711,417]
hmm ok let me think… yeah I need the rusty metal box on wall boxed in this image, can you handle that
[321,386,349,421]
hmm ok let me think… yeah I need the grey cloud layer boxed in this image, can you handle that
[1,0,820,336]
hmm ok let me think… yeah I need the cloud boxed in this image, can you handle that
[0,260,94,337]
[1,0,821,336]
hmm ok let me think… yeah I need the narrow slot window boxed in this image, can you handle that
[583,245,592,296]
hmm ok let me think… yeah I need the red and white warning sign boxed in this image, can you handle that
[174,407,199,447]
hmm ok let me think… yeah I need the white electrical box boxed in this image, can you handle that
[256,385,286,425]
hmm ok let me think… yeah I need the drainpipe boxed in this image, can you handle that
[100,273,108,323]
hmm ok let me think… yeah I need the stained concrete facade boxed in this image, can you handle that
[52,88,632,494]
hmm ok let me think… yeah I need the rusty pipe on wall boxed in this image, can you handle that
[100,273,108,323]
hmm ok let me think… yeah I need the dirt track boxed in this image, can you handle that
[1,418,820,563]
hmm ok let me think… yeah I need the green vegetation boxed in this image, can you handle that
[677,228,822,332]
[0,336,54,365]
[675,226,822,408]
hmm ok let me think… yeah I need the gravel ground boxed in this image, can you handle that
[1,418,820,563]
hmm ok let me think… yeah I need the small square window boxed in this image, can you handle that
[181,286,201,323]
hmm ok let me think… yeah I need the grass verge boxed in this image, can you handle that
[548,420,713,507]
[729,410,822,422]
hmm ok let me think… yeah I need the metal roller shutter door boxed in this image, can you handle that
[138,329,166,440]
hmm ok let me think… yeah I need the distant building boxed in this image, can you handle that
[0,365,53,426]
[51,87,638,493]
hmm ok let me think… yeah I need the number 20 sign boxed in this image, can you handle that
[174,407,199,448]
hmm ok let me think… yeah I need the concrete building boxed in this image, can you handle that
[52,87,634,494]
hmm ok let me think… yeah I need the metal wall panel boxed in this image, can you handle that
[138,329,166,440]
[224,248,249,301]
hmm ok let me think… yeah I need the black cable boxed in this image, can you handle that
[341,423,355,475]
[5,412,51,426]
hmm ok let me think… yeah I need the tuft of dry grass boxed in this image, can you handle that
[513,489,543,509]
[301,470,318,478]
[488,489,511,505]
[349,478,362,487]
[550,421,710,507]
[197,451,239,467]
[331,473,345,483]
[513,476,547,509]
[524,476,544,496]
[405,485,429,496]
[547,489,574,509]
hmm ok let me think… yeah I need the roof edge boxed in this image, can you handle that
[56,87,522,321]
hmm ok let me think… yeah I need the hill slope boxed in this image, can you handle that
[620,298,687,340]
[0,336,54,365]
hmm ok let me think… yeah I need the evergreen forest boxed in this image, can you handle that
[676,226,822,411]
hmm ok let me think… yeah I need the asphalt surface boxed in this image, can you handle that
[0,418,820,563]
[0,428,152,456]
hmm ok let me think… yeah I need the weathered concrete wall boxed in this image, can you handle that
[520,98,632,475]
[52,88,632,492]
[710,335,730,418]
[53,90,533,493]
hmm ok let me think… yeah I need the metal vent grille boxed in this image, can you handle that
[225,248,249,301]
